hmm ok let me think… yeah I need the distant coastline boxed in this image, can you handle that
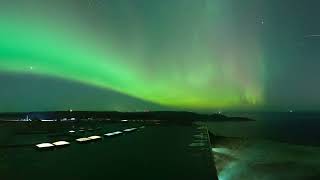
[0,111,255,123]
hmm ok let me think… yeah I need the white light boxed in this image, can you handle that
[121,120,128,122]
[3,120,23,122]
[76,138,91,142]
[123,128,137,132]
[104,132,116,136]
[104,131,122,137]
[29,66,33,70]
[41,119,55,122]
[87,136,102,140]
[36,143,54,148]
[53,141,70,146]
[113,131,122,135]
[69,130,76,133]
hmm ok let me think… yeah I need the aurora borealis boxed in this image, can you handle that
[0,0,320,112]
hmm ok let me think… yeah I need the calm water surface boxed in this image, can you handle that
[207,112,320,146]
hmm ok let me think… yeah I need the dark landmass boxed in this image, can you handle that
[214,116,255,122]
[0,111,254,124]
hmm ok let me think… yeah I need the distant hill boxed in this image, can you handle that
[0,111,254,123]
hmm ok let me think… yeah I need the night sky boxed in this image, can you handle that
[0,0,319,112]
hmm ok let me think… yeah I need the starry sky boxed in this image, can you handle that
[0,0,319,112]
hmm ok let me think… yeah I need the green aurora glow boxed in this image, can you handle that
[0,1,265,110]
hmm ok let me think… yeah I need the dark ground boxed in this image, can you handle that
[0,121,217,180]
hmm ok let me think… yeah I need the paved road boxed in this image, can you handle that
[0,123,218,180]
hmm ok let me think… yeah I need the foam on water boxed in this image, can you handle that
[201,112,320,179]
[214,139,320,180]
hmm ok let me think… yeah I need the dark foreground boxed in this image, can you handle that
[0,122,217,180]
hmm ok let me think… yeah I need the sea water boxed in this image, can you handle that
[205,112,320,180]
